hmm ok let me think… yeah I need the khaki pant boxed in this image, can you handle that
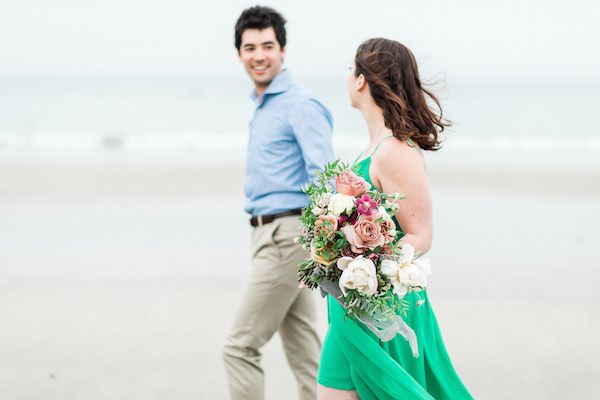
[223,215,321,400]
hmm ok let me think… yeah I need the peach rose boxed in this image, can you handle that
[335,169,371,197]
[377,206,397,241]
[310,241,338,266]
[314,214,338,239]
[340,216,385,254]
[380,218,396,240]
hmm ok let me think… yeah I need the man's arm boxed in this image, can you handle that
[290,98,335,181]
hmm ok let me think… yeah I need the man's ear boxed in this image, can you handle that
[280,46,286,62]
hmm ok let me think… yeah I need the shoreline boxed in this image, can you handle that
[1,153,598,202]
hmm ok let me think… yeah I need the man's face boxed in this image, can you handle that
[238,27,285,90]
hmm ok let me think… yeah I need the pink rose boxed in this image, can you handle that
[340,216,385,254]
[314,214,338,239]
[335,169,371,197]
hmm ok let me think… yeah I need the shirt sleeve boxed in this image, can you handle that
[289,98,335,183]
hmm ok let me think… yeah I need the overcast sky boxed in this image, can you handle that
[1,0,598,81]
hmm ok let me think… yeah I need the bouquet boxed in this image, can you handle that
[297,160,431,354]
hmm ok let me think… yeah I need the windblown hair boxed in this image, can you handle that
[355,38,450,151]
[234,6,287,50]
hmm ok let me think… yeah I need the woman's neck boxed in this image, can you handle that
[360,103,391,145]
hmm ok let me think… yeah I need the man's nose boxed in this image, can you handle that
[254,48,266,61]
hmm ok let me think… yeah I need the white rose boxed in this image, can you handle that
[404,263,423,287]
[328,193,355,216]
[381,258,410,297]
[380,244,431,297]
[398,243,415,264]
[400,244,430,288]
[414,257,431,276]
[391,280,409,298]
[380,259,399,278]
[377,206,393,220]
[408,258,431,289]
[312,206,325,216]
[317,193,332,208]
[336,256,378,296]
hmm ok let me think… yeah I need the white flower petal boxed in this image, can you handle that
[392,282,408,298]
[339,256,378,295]
[328,193,356,216]
[336,256,355,271]
[414,258,431,275]
[380,259,399,277]
[399,243,415,263]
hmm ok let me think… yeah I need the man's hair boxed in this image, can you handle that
[234,6,287,50]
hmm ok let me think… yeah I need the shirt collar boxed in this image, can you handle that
[250,69,292,103]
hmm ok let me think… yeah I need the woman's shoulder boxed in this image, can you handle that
[374,136,425,169]
[369,135,427,191]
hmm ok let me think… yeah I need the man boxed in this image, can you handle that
[222,6,334,400]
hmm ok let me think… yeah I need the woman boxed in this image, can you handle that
[316,38,473,400]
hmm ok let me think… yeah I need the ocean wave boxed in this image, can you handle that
[1,132,598,153]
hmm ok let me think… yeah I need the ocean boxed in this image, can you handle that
[1,74,599,159]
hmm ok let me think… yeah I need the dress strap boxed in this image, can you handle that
[352,150,365,166]
[367,134,395,158]
[352,134,395,166]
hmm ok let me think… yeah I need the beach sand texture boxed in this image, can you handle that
[1,152,599,399]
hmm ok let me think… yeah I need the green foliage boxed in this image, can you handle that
[331,234,348,252]
[301,159,346,196]
[297,259,320,289]
[342,288,409,321]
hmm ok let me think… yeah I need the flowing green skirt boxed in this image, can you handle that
[318,291,473,399]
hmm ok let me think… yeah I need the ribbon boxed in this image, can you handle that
[318,278,419,358]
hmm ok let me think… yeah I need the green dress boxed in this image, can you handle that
[317,140,473,400]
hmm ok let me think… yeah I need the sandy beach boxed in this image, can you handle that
[2,0,599,397]
[1,149,599,399]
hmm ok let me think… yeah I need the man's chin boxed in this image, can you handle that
[252,74,274,86]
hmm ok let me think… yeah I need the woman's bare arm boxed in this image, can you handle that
[371,139,433,255]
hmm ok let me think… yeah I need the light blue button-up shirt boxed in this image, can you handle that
[245,69,334,216]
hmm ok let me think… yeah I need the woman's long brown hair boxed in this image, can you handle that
[355,38,450,151]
